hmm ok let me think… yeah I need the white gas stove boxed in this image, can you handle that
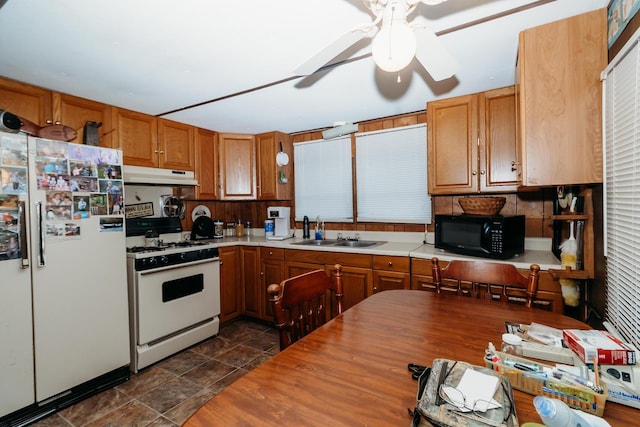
[125,217,220,372]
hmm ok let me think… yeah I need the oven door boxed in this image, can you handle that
[136,258,220,345]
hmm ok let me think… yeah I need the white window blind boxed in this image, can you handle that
[355,124,430,223]
[293,136,353,222]
[602,34,640,350]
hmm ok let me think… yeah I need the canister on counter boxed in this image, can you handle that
[265,219,275,237]
[213,221,224,239]
[225,222,236,237]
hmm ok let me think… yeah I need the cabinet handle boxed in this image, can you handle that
[388,261,393,267]
[373,286,378,292]
[154,149,159,154]
[159,150,165,154]
[269,251,273,256]
[219,261,223,266]
[511,161,521,172]
[480,170,485,175]
[260,272,264,276]
[472,171,477,176]
[46,119,52,124]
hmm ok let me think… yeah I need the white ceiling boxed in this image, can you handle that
[0,0,608,135]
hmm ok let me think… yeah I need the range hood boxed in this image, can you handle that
[123,165,198,186]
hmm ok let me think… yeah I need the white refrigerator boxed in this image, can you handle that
[0,131,130,424]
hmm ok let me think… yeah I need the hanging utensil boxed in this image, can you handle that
[276,141,289,166]
[558,197,579,307]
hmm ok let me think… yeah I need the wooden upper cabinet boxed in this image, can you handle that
[480,87,518,192]
[111,108,195,170]
[195,128,219,200]
[218,133,256,200]
[427,93,478,194]
[111,107,158,167]
[256,131,293,200]
[516,8,606,187]
[158,118,195,171]
[53,93,112,147]
[0,76,52,126]
[427,87,518,195]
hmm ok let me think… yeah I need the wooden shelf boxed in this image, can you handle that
[548,268,590,280]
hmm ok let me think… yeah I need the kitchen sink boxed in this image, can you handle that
[292,239,386,248]
[333,240,385,248]
[293,239,341,246]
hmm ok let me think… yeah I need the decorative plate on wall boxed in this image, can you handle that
[191,205,211,221]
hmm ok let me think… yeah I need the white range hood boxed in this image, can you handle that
[123,165,198,186]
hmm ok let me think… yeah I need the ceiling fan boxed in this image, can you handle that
[294,0,458,81]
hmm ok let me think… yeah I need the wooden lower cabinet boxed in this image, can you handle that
[284,249,373,315]
[373,255,410,293]
[219,247,242,323]
[410,258,564,314]
[241,246,261,318]
[261,247,286,322]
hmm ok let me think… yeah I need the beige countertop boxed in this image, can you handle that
[199,231,562,270]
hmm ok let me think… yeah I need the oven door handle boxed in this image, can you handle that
[139,258,219,275]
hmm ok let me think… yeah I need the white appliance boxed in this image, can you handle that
[267,206,292,240]
[125,217,221,373]
[0,132,130,425]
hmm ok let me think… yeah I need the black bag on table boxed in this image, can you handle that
[410,358,518,427]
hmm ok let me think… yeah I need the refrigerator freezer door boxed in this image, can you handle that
[0,132,35,417]
[27,137,130,401]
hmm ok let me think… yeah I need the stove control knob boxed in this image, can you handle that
[147,257,157,267]
[159,256,169,265]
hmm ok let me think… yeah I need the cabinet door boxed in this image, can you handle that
[261,248,285,322]
[427,94,479,194]
[219,133,256,200]
[112,107,158,167]
[373,271,410,293]
[241,246,261,318]
[335,265,372,312]
[518,9,606,186]
[256,131,293,200]
[0,77,52,126]
[53,93,112,147]
[479,87,518,192]
[195,129,219,199]
[158,118,195,171]
[219,247,242,323]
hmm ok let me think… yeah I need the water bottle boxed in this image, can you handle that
[533,396,611,427]
[303,216,310,239]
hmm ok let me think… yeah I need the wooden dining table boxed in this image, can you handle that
[184,290,637,426]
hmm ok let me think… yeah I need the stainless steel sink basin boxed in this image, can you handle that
[292,239,386,248]
[292,239,340,246]
[333,240,385,248]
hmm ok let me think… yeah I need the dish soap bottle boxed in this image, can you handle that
[315,216,322,240]
[533,396,611,427]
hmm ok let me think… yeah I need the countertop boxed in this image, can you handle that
[195,232,562,270]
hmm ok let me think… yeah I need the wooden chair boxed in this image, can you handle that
[431,257,541,309]
[267,264,344,350]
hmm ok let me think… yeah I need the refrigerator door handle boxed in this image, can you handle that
[18,201,29,268]
[36,201,46,266]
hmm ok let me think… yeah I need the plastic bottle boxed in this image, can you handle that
[321,221,325,240]
[533,396,611,427]
[303,216,310,239]
[315,216,322,240]
[501,333,523,356]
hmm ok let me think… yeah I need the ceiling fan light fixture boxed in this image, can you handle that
[371,20,416,72]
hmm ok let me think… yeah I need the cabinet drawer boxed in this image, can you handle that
[373,255,409,272]
[285,249,372,269]
[411,257,441,276]
[261,247,284,260]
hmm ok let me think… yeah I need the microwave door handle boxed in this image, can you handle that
[18,201,29,268]
[36,201,46,266]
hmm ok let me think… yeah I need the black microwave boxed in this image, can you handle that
[434,214,525,259]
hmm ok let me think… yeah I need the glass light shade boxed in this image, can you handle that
[371,22,417,72]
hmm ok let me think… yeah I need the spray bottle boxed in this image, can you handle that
[533,396,611,427]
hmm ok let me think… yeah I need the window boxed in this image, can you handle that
[293,136,352,222]
[602,31,640,349]
[355,124,430,223]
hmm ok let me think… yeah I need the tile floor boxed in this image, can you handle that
[32,318,280,427]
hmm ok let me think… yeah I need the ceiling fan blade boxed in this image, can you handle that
[413,25,458,81]
[294,26,373,76]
